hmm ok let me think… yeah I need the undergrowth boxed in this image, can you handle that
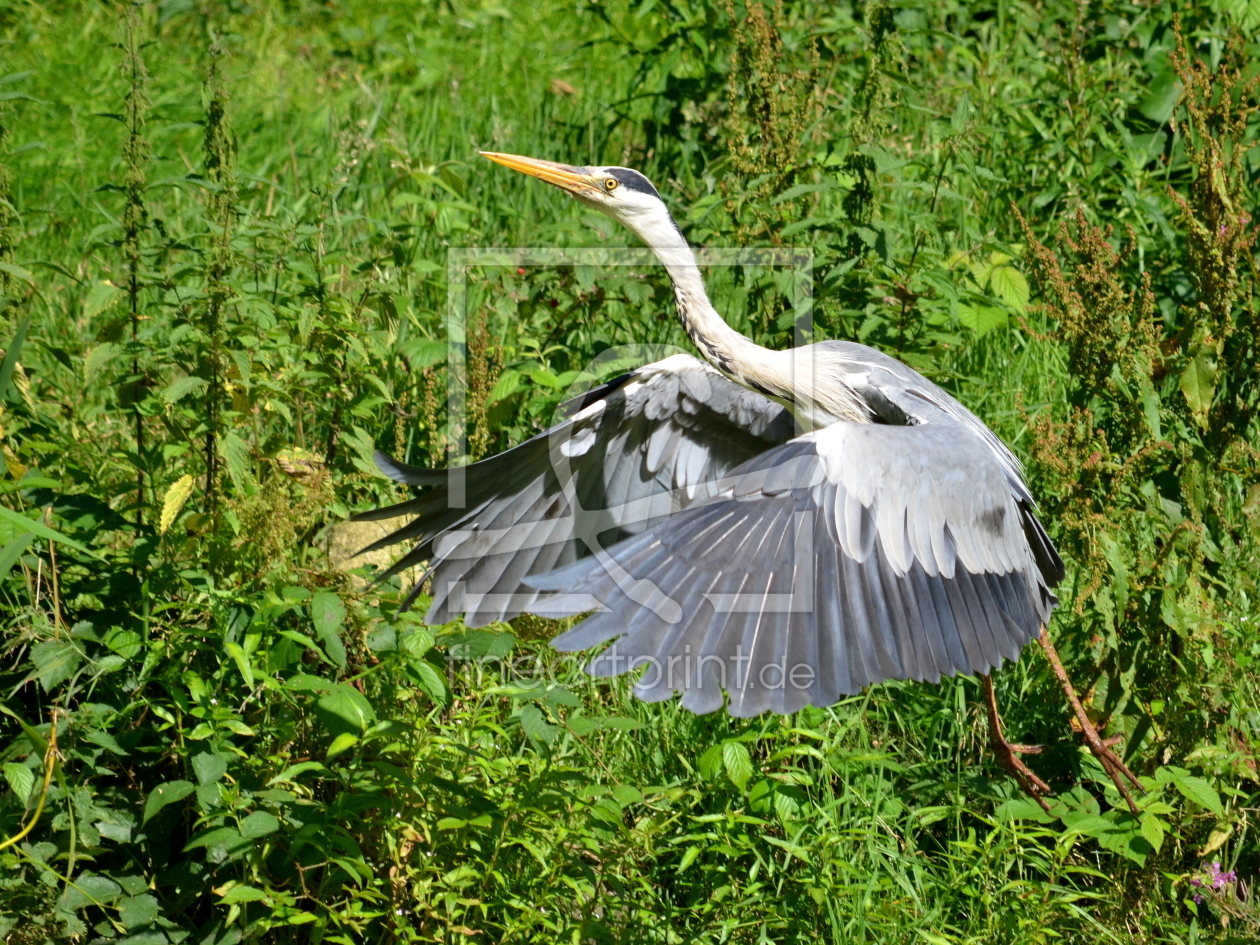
[0,2,1258,943]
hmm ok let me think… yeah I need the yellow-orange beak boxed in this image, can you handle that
[480,151,603,199]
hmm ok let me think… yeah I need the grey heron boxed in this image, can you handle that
[357,151,1141,811]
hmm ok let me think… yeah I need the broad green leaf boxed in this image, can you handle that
[409,658,448,704]
[401,337,445,368]
[161,375,208,404]
[722,741,753,792]
[317,683,376,735]
[118,894,160,930]
[183,825,246,852]
[1140,814,1166,851]
[1172,775,1223,815]
[3,761,35,805]
[58,873,121,911]
[994,797,1055,824]
[519,704,558,745]
[310,591,347,669]
[398,627,434,658]
[82,281,122,320]
[218,430,252,489]
[488,369,523,404]
[1180,353,1216,426]
[192,751,227,785]
[267,761,327,785]
[143,779,195,824]
[29,639,82,691]
[326,731,359,760]
[698,744,723,780]
[988,265,1030,313]
[220,884,268,904]
[239,810,280,839]
[526,367,561,389]
[83,729,125,755]
[956,303,1007,337]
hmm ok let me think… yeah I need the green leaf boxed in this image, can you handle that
[409,658,448,704]
[83,342,119,386]
[994,797,1055,824]
[526,367,561,388]
[0,531,34,581]
[82,281,122,320]
[118,894,160,930]
[401,338,445,369]
[0,261,36,285]
[950,91,972,134]
[218,430,252,489]
[220,884,268,904]
[192,751,227,786]
[3,761,35,805]
[0,313,31,400]
[183,825,247,852]
[267,761,327,785]
[161,375,208,404]
[0,504,105,559]
[143,780,196,824]
[325,731,359,760]
[317,684,376,735]
[519,704,558,745]
[722,741,753,792]
[58,873,121,911]
[1172,775,1223,815]
[285,672,334,691]
[678,845,701,872]
[310,591,347,669]
[488,369,523,404]
[1180,353,1216,426]
[239,810,280,839]
[988,265,1030,313]
[956,303,1007,337]
[224,641,254,688]
[1140,813,1166,851]
[28,639,82,691]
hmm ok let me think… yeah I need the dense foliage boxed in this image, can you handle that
[1,1,1259,942]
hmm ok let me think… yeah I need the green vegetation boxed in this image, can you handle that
[1,1,1258,941]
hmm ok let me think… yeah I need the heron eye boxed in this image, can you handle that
[604,178,618,191]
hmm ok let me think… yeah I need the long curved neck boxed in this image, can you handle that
[626,210,790,398]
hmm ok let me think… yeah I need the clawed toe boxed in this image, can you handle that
[992,737,1053,808]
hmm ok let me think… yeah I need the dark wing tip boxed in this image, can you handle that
[374,450,446,486]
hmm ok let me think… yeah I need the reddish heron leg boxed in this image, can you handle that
[982,673,1052,811]
[1036,628,1143,815]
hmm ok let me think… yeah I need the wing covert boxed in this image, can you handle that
[533,409,1062,717]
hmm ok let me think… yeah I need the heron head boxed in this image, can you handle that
[480,151,675,239]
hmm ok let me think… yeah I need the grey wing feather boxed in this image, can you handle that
[538,407,1061,717]
[352,354,792,626]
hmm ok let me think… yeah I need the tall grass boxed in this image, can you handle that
[0,1,1257,942]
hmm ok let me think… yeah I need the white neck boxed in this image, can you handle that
[619,205,787,396]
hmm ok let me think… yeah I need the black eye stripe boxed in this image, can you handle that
[605,167,662,199]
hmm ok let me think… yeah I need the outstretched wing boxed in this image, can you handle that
[531,399,1063,718]
[354,354,793,626]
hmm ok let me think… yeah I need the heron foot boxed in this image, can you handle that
[982,673,1053,810]
[1036,629,1143,816]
